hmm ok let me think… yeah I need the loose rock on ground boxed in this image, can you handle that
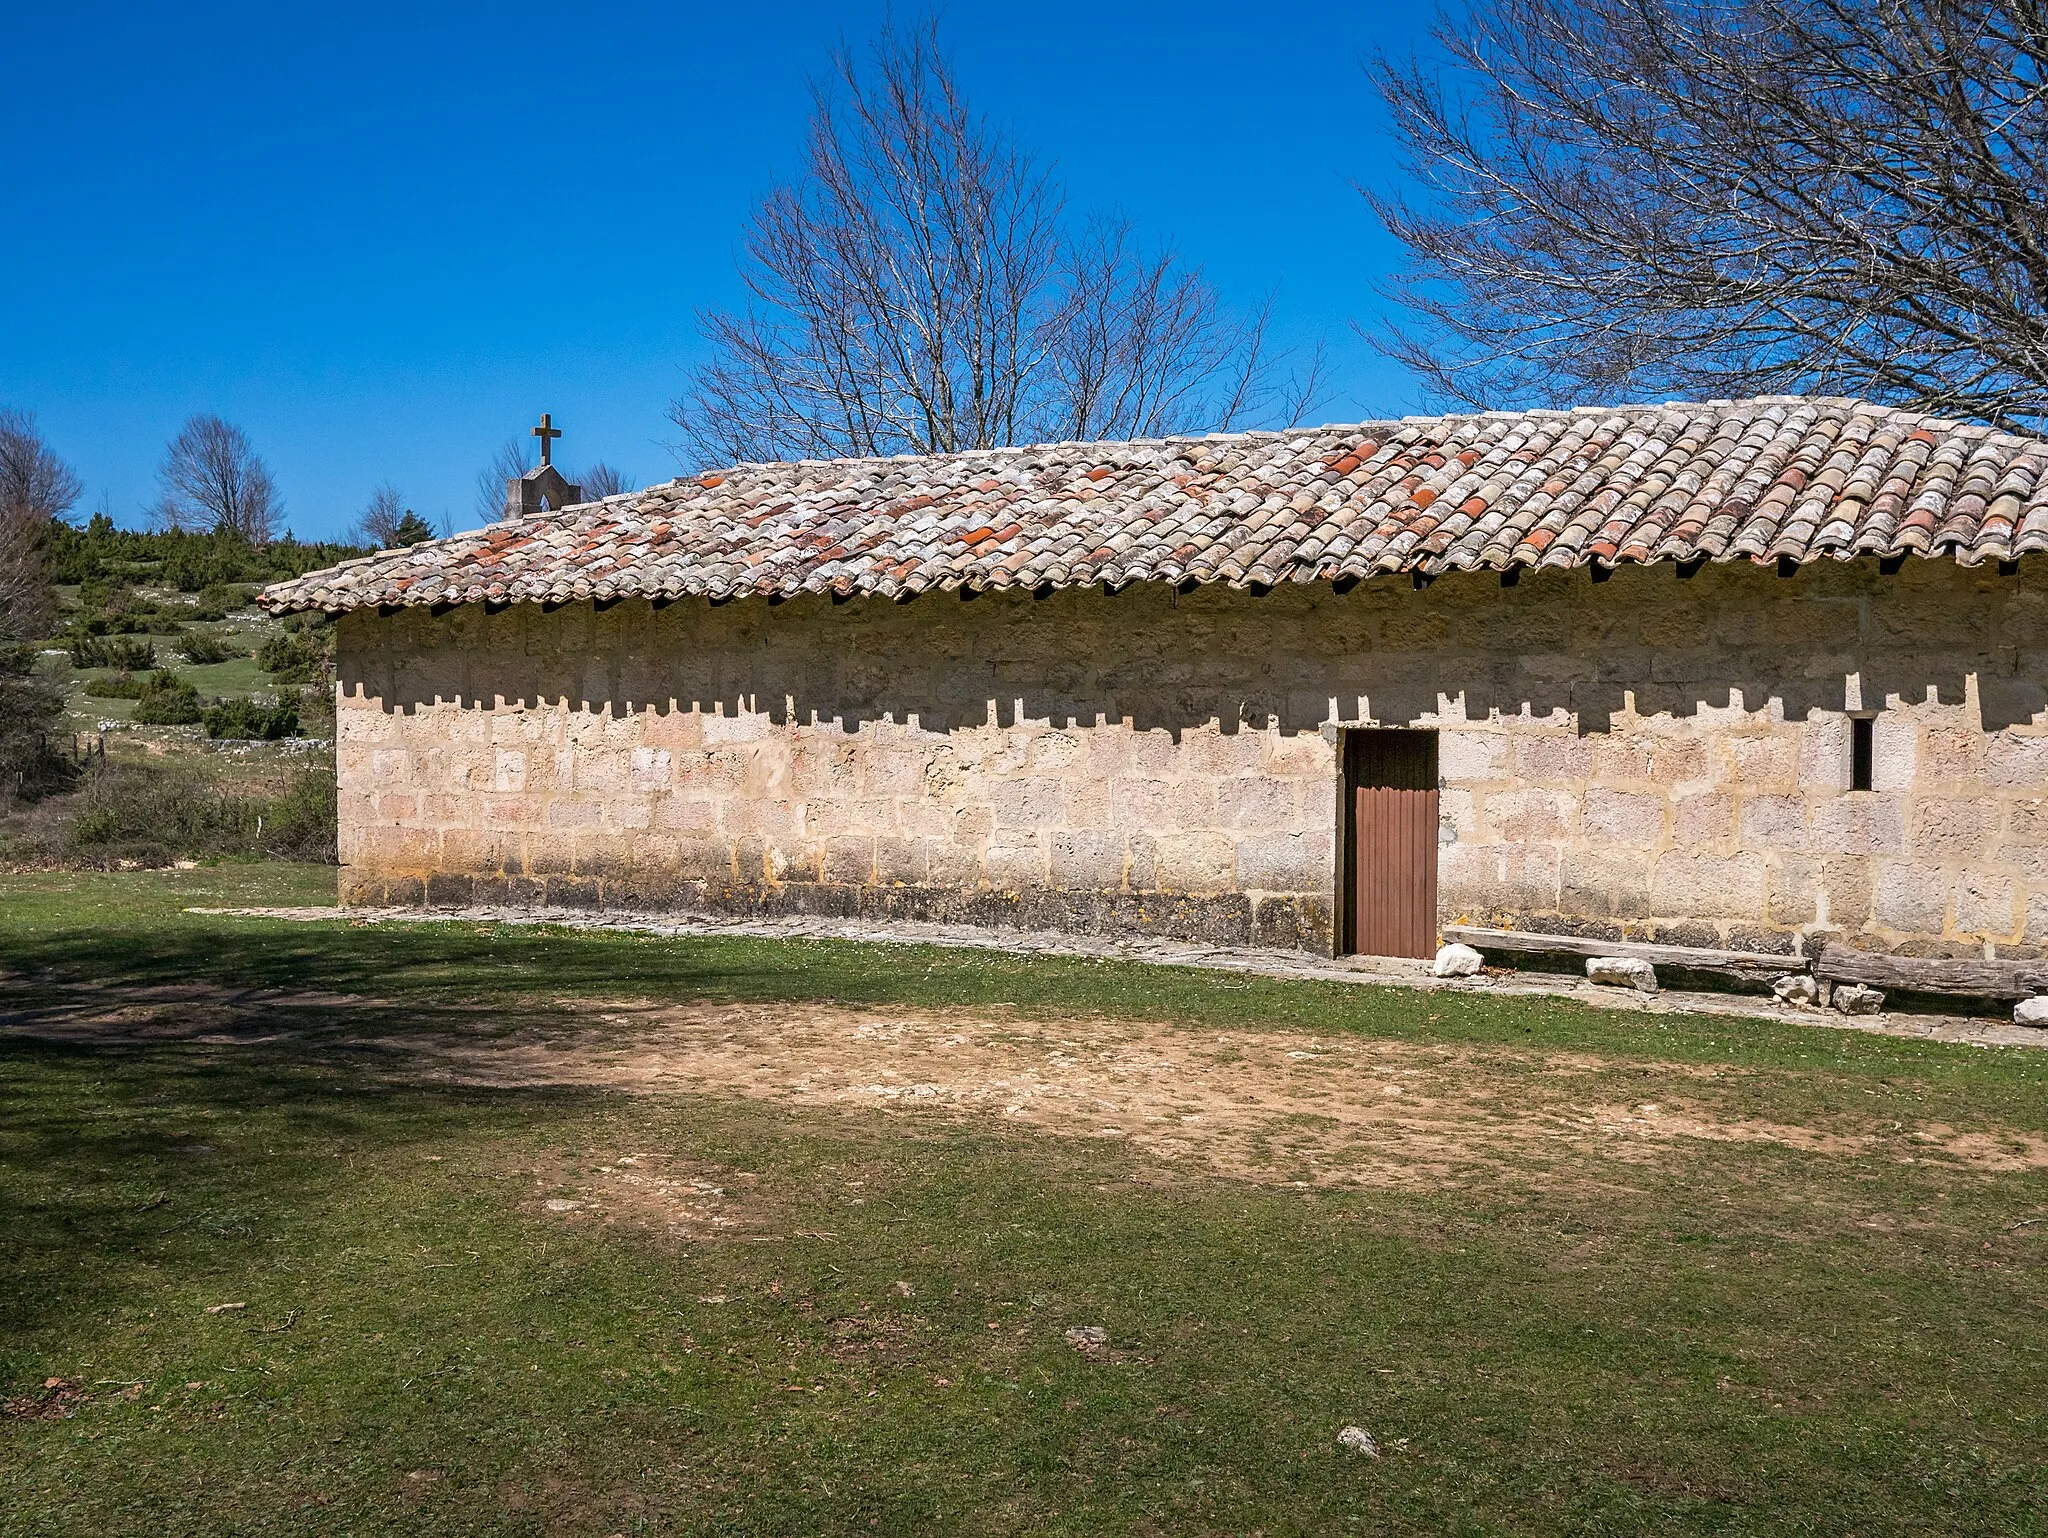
[1773,974,1820,1006]
[1432,943,1483,978]
[1337,1425,1382,1457]
[1064,1326,1111,1356]
[1586,956,1658,993]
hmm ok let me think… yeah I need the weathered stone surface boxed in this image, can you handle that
[1648,852,1767,919]
[1833,982,1887,1015]
[1432,942,1484,978]
[1586,956,1659,992]
[1581,789,1663,844]
[2014,995,2048,1027]
[1952,870,2018,938]
[1872,863,1955,934]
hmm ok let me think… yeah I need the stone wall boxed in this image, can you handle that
[333,556,2048,958]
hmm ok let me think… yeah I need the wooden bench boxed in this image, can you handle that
[1814,943,2048,1000]
[1441,926,1804,987]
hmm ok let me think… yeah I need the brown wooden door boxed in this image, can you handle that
[1346,730,1439,958]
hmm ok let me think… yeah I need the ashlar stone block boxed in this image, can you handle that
[1952,870,2018,938]
[1873,862,1950,934]
[1152,832,1236,894]
[1582,789,1664,845]
[1649,852,1766,919]
[1050,830,1127,890]
[1235,830,1332,894]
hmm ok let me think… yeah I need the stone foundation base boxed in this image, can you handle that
[340,870,1334,954]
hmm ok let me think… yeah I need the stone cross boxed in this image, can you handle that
[531,412,561,467]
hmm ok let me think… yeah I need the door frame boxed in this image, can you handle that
[1336,726,1441,958]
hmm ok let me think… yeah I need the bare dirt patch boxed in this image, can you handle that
[8,976,2043,1188]
[376,999,2048,1188]
[521,1151,775,1242]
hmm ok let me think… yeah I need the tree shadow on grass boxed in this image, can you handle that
[0,1000,608,1355]
[6,913,2042,1102]
[1,914,926,1011]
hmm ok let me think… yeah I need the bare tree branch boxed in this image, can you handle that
[673,18,1319,466]
[1366,0,2048,431]
[0,408,81,642]
[353,484,433,548]
[474,437,534,523]
[154,414,282,542]
[355,484,407,548]
[580,462,631,498]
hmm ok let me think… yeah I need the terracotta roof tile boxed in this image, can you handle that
[262,397,2048,614]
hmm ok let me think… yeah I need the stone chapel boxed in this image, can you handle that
[264,397,2048,982]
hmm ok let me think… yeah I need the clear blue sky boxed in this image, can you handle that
[2,1,1437,542]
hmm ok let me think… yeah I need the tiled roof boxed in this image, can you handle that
[263,397,2048,614]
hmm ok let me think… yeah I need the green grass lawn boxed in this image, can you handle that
[173,651,275,699]
[2,866,2044,1535]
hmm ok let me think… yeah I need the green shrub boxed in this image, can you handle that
[65,762,336,864]
[70,579,176,635]
[129,670,202,725]
[82,671,149,700]
[161,555,240,592]
[50,523,371,590]
[203,696,300,741]
[179,630,245,664]
[67,612,152,639]
[67,765,250,857]
[293,684,335,736]
[68,634,156,670]
[256,632,326,683]
[192,583,252,621]
[257,765,339,861]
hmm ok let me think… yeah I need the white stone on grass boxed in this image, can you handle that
[1064,1325,1110,1355]
[2013,996,2048,1027]
[1772,974,1819,1006]
[1832,983,1886,1015]
[1585,956,1658,993]
[1432,943,1484,978]
[1337,1425,1382,1457]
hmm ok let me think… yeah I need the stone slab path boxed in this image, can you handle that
[192,903,2048,1051]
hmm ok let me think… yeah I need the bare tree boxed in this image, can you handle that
[354,483,435,548]
[474,437,533,523]
[0,409,81,642]
[1044,219,1321,444]
[580,461,631,499]
[355,484,407,547]
[1368,0,2048,430]
[672,19,1320,466]
[154,414,283,542]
